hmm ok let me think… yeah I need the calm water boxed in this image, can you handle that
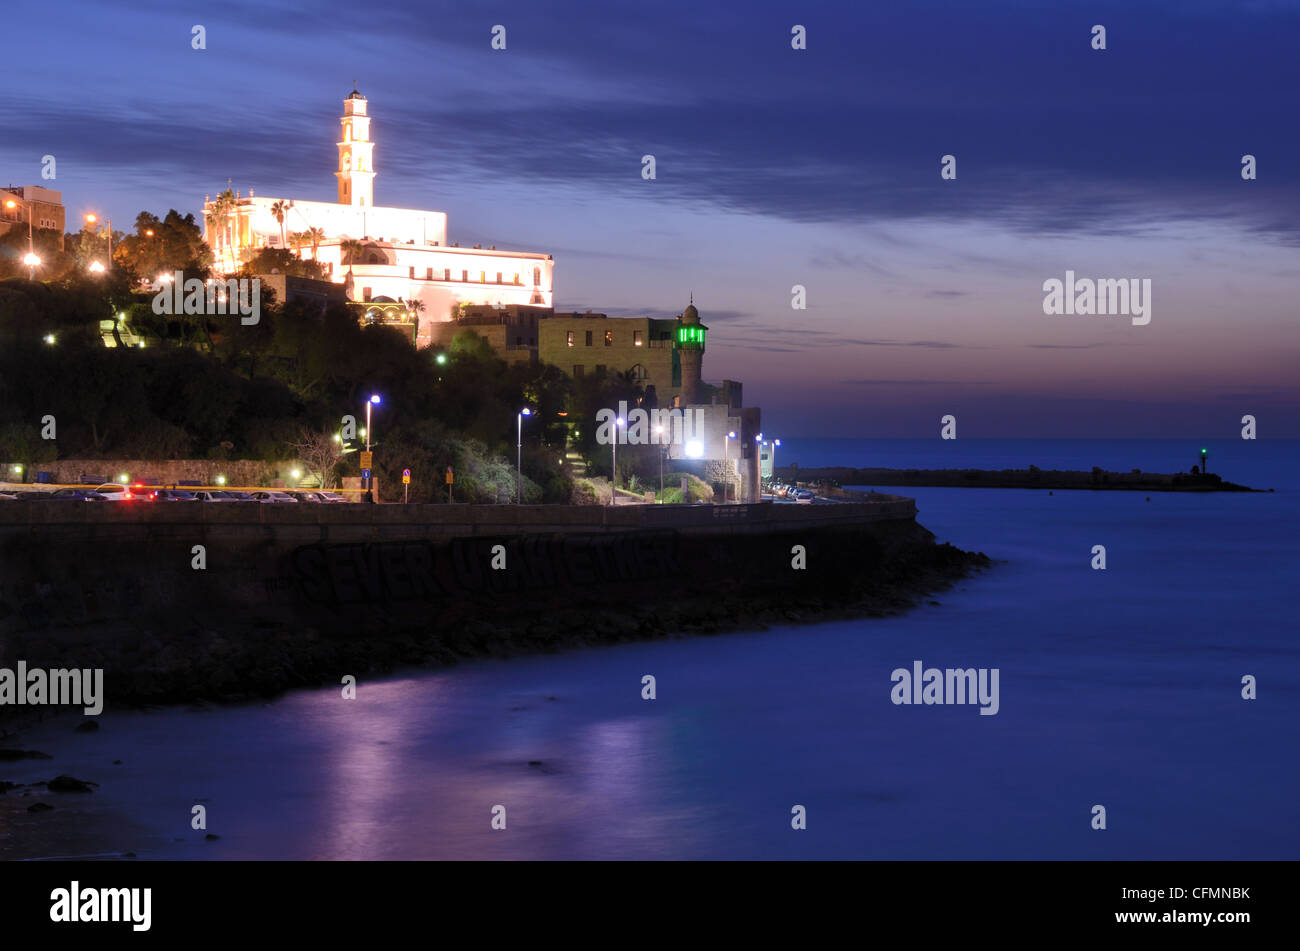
[5,440,1298,860]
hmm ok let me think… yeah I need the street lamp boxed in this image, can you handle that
[723,431,736,503]
[4,199,33,256]
[23,252,41,281]
[654,424,665,502]
[610,417,625,505]
[88,260,105,274]
[85,214,112,270]
[517,407,532,504]
[365,394,381,500]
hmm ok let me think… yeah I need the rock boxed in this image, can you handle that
[0,749,52,761]
[74,720,100,733]
[46,775,97,793]
[27,802,54,812]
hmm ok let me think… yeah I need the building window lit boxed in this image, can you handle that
[604,330,613,346]
[444,268,451,281]
[461,270,468,282]
[533,267,541,286]
[479,271,486,283]
[567,331,575,347]
[513,273,521,285]
[426,268,433,279]
[410,266,416,278]
[496,272,502,284]
[633,330,643,347]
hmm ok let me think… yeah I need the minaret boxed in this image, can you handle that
[676,294,706,405]
[336,84,375,207]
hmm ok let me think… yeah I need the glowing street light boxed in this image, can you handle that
[88,260,105,274]
[43,333,56,345]
[5,198,34,256]
[517,407,533,504]
[364,394,381,500]
[23,252,41,280]
[723,430,737,503]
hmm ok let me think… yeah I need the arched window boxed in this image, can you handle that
[629,363,648,381]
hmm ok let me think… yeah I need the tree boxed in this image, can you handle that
[305,227,326,262]
[289,426,346,488]
[208,189,238,272]
[339,238,363,265]
[270,200,288,250]
[114,210,211,283]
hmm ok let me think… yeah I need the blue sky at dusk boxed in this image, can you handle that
[6,0,1298,437]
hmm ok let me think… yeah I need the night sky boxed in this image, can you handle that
[6,0,1298,437]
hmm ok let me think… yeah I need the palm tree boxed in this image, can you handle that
[305,227,326,262]
[288,230,309,259]
[270,200,288,249]
[209,189,238,272]
[339,238,363,265]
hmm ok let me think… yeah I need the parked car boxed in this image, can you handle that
[291,491,326,503]
[0,492,18,501]
[793,489,815,503]
[318,492,349,503]
[222,490,254,501]
[251,491,298,503]
[147,488,198,502]
[40,488,108,501]
[94,483,142,502]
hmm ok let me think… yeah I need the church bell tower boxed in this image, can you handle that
[336,84,375,207]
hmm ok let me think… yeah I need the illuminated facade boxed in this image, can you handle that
[201,88,554,346]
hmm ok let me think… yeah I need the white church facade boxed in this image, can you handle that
[201,87,554,347]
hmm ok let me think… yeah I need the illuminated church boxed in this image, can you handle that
[201,87,554,347]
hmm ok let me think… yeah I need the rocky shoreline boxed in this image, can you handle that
[1,522,990,715]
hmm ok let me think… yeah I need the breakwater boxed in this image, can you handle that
[0,498,987,711]
[778,465,1263,492]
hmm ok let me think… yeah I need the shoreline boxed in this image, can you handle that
[0,510,990,715]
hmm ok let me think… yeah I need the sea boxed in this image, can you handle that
[4,439,1297,860]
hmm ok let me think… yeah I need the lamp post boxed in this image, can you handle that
[723,430,736,503]
[4,199,33,256]
[517,407,532,504]
[365,394,381,501]
[654,424,665,502]
[23,252,41,281]
[85,214,112,270]
[610,417,625,505]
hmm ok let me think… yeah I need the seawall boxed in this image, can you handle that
[0,498,988,710]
